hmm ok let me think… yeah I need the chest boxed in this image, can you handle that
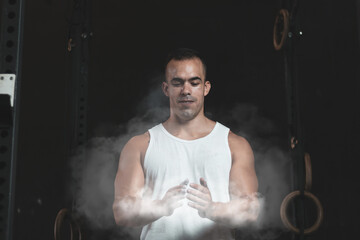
[144,138,232,181]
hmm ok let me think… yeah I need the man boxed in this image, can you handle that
[113,48,260,239]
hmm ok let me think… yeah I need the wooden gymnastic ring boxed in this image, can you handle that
[67,38,73,52]
[54,208,82,240]
[304,153,312,191]
[280,190,323,234]
[273,9,290,50]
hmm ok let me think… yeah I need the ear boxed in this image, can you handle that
[204,81,211,96]
[162,81,169,97]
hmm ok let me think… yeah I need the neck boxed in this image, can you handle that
[169,113,207,127]
[163,112,216,140]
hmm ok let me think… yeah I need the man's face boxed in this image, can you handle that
[163,58,211,121]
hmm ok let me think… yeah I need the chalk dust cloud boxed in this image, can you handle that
[69,86,292,239]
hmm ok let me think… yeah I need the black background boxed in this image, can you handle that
[1,0,359,239]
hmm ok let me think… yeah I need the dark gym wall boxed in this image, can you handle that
[88,0,286,131]
[0,0,358,239]
[297,1,360,239]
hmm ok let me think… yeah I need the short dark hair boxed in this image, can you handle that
[165,48,207,78]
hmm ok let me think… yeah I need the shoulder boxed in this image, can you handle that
[121,131,150,156]
[128,131,150,145]
[118,131,150,170]
[228,131,254,160]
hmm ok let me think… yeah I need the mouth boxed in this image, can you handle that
[178,100,194,104]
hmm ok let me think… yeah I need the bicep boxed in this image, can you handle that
[114,137,146,200]
[228,135,258,199]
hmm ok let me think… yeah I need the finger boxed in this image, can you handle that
[172,194,186,201]
[180,179,189,186]
[163,194,185,208]
[167,188,183,197]
[187,202,206,218]
[168,185,186,193]
[200,178,208,188]
[186,194,207,206]
[187,188,210,201]
[189,183,209,194]
[175,188,187,197]
[188,201,205,211]
[165,188,186,199]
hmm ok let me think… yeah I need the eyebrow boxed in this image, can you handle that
[171,77,202,82]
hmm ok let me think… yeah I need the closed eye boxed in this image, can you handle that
[171,81,182,87]
[189,77,202,86]
[171,78,183,86]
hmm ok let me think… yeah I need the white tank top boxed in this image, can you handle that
[140,122,234,240]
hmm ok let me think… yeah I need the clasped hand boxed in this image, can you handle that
[186,177,215,218]
[159,178,215,219]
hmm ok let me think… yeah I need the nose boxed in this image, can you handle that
[181,82,191,95]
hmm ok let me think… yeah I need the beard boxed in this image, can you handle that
[179,108,198,120]
[173,102,203,121]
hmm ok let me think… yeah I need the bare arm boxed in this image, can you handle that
[113,133,186,227]
[186,132,260,227]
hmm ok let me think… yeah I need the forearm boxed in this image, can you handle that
[207,197,260,228]
[113,196,164,227]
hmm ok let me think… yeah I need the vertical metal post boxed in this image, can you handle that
[274,0,309,239]
[357,0,360,50]
[66,0,91,154]
[54,0,91,238]
[0,0,25,239]
[283,0,307,239]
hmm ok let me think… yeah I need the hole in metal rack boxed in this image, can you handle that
[0,146,8,154]
[1,130,8,138]
[6,40,14,48]
[8,12,16,19]
[7,26,15,33]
